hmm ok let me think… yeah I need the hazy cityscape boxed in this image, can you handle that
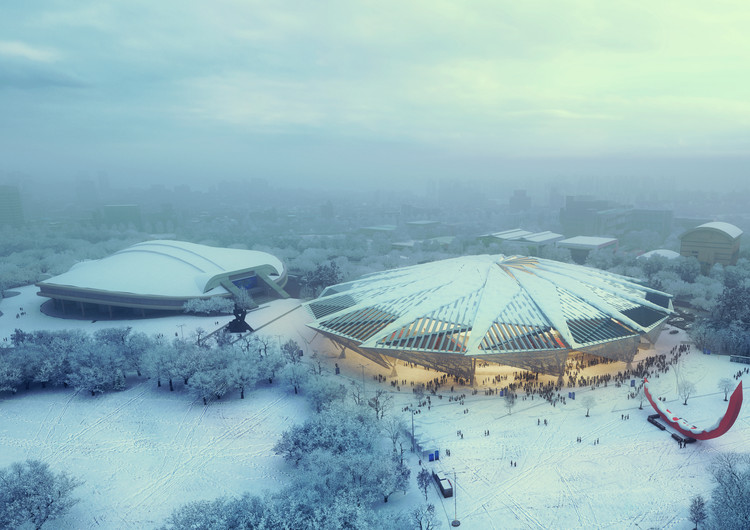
[2,2,750,529]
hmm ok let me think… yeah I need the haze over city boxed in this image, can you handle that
[1,1,749,191]
[3,3,750,530]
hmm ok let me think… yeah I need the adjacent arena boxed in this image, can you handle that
[36,240,288,318]
[305,255,672,379]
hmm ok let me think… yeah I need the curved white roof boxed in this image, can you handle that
[306,255,672,357]
[688,222,743,240]
[39,240,284,298]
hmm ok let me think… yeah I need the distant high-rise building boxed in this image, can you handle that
[508,190,531,213]
[0,185,24,227]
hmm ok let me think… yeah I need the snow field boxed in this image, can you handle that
[2,285,749,529]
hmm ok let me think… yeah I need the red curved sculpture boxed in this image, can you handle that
[643,377,743,440]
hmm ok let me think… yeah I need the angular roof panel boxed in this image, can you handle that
[306,255,672,359]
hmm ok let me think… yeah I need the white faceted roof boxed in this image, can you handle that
[306,255,672,356]
[38,240,284,298]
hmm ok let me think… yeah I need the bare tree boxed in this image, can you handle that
[689,495,707,529]
[382,416,407,451]
[308,350,325,376]
[350,381,365,406]
[718,377,734,401]
[630,381,646,409]
[369,388,393,420]
[410,503,441,530]
[505,391,516,415]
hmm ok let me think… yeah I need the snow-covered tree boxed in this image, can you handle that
[581,395,595,417]
[182,297,234,315]
[228,347,259,399]
[417,468,432,501]
[274,403,378,466]
[68,342,125,396]
[678,380,696,406]
[0,354,21,393]
[257,347,284,384]
[718,377,735,401]
[282,362,308,395]
[0,459,82,530]
[281,338,302,364]
[123,331,152,377]
[708,453,750,528]
[144,342,181,391]
[373,452,410,502]
[303,375,346,412]
[189,367,231,405]
[174,341,205,386]
[505,391,516,415]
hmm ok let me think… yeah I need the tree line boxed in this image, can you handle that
[0,327,309,403]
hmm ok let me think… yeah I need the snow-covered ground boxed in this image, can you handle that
[1,285,748,529]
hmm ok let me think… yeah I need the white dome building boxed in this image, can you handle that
[305,255,672,379]
[37,240,288,318]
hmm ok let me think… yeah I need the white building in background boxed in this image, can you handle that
[36,240,288,318]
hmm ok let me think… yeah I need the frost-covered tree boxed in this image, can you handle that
[0,459,82,530]
[300,260,343,297]
[274,403,378,466]
[678,380,696,405]
[417,468,432,501]
[189,368,230,405]
[68,342,125,396]
[708,453,750,529]
[505,391,516,415]
[144,342,181,391]
[257,347,284,384]
[281,338,302,364]
[189,347,232,405]
[282,362,308,395]
[303,375,346,412]
[174,341,205,386]
[0,354,22,393]
[581,395,595,417]
[228,347,258,399]
[182,297,235,315]
[373,452,410,502]
[718,377,735,401]
[123,331,152,377]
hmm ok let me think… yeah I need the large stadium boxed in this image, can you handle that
[305,255,673,380]
[36,240,288,318]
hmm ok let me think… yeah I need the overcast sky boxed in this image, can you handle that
[1,1,748,190]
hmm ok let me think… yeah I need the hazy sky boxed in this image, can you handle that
[1,1,748,189]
